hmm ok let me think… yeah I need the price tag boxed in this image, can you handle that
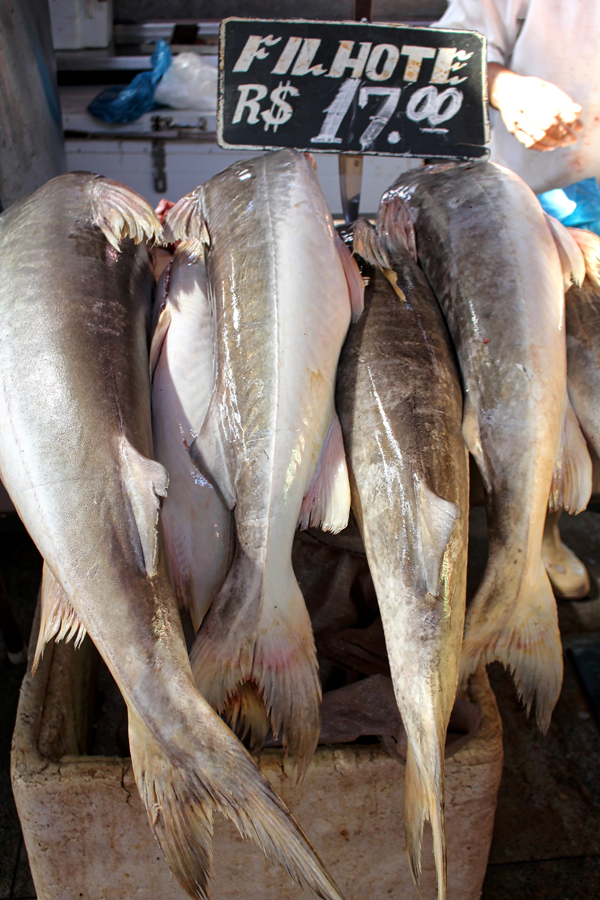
[218,18,488,159]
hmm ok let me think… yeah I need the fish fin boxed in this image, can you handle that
[376,192,418,262]
[91,177,162,251]
[149,294,172,382]
[405,742,446,900]
[549,401,592,514]
[567,227,600,288]
[415,481,459,597]
[189,414,236,511]
[128,705,344,900]
[191,553,321,780]
[461,562,563,732]
[163,187,208,257]
[353,217,391,269]
[335,232,364,322]
[461,394,492,494]
[298,415,351,535]
[543,213,585,289]
[33,563,86,675]
[120,438,170,577]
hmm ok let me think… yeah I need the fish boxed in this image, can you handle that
[150,247,233,632]
[0,172,345,900]
[378,161,592,731]
[336,219,468,899]
[165,149,364,774]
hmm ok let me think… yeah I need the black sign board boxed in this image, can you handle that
[218,18,489,159]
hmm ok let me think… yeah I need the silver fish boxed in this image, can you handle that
[378,161,591,731]
[336,220,468,899]
[166,149,363,774]
[0,173,344,900]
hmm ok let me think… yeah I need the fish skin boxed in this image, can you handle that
[336,220,468,900]
[166,149,356,774]
[379,160,584,731]
[151,249,234,631]
[0,173,345,900]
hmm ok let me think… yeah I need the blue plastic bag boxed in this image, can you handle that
[538,177,600,237]
[88,40,172,125]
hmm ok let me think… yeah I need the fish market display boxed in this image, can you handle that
[0,173,344,900]
[166,149,363,772]
[378,161,591,731]
[336,219,468,899]
[151,248,233,631]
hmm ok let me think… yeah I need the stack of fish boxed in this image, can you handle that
[2,148,600,900]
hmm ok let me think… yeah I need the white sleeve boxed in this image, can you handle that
[435,0,530,65]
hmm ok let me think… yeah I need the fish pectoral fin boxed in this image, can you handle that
[33,563,86,674]
[162,187,208,263]
[550,400,592,514]
[91,177,162,251]
[544,213,585,289]
[335,232,365,322]
[189,414,236,510]
[376,192,418,262]
[568,227,600,288]
[461,395,492,494]
[352,218,407,303]
[149,296,172,382]
[120,438,169,577]
[298,414,351,534]
[415,481,459,597]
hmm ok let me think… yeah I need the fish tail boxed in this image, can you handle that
[190,558,321,779]
[405,741,446,900]
[128,706,344,900]
[461,562,563,732]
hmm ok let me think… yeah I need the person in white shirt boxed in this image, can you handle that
[437,0,600,597]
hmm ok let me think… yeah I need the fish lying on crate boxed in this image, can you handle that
[151,248,234,633]
[165,149,364,775]
[378,161,592,732]
[0,173,344,900]
[336,219,468,900]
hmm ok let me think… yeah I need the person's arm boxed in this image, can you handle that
[487,63,583,152]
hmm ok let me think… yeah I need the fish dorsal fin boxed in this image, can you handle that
[549,401,592,514]
[568,227,600,288]
[377,191,418,262]
[33,563,86,674]
[298,414,351,534]
[189,412,236,510]
[120,438,169,576]
[543,213,585,289]
[415,480,459,597]
[462,394,492,494]
[91,177,162,251]
[335,232,365,322]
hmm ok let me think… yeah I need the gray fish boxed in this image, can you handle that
[0,173,344,900]
[166,149,363,774]
[336,220,468,899]
[378,161,591,731]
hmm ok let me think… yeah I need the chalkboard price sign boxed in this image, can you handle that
[218,18,489,159]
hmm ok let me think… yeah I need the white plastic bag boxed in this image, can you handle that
[154,52,217,110]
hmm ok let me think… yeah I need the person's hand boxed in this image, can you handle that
[488,63,583,151]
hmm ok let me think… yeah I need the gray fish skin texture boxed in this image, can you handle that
[566,278,600,458]
[0,173,345,900]
[379,161,572,732]
[336,223,468,900]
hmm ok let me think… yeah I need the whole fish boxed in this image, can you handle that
[0,173,344,900]
[166,149,363,773]
[151,248,233,632]
[336,220,468,900]
[378,161,591,731]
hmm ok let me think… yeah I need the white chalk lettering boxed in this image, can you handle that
[430,47,472,85]
[311,77,361,143]
[326,41,372,78]
[358,86,401,149]
[232,34,281,72]
[406,85,463,127]
[271,36,302,74]
[260,81,299,132]
[365,44,400,81]
[400,45,436,82]
[291,38,327,76]
[232,84,268,124]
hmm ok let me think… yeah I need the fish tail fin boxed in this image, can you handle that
[91,177,163,251]
[550,401,592,514]
[567,227,600,287]
[128,706,344,900]
[405,741,446,900]
[33,562,86,675]
[461,562,563,732]
[376,191,418,262]
[190,554,321,779]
